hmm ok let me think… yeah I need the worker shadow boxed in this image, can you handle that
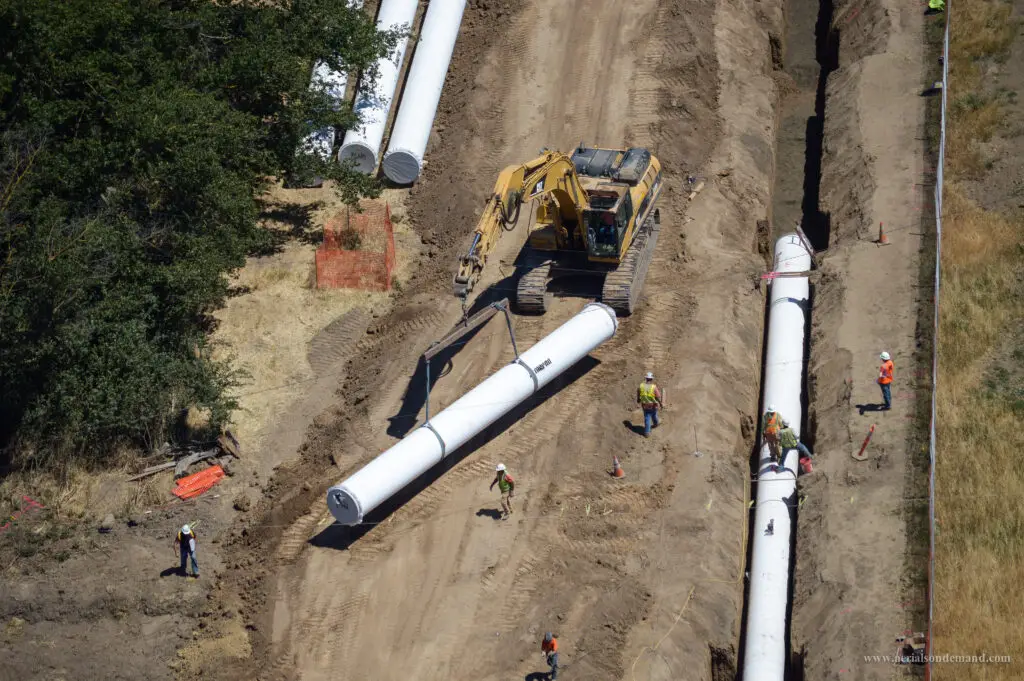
[622,419,645,436]
[855,403,888,415]
[386,284,519,439]
[311,356,601,553]
[524,673,549,681]
[159,566,183,578]
[475,508,503,521]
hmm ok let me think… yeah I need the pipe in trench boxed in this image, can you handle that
[338,0,418,173]
[381,0,467,184]
[742,234,812,681]
[327,303,619,525]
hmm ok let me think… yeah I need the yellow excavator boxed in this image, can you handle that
[453,144,663,315]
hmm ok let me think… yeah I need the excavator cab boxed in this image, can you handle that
[584,189,634,260]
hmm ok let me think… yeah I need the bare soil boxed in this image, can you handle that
[791,0,932,678]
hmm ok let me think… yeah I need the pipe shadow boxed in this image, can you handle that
[386,274,520,439]
[310,355,602,552]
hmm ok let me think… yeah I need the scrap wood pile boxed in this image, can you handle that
[129,431,242,499]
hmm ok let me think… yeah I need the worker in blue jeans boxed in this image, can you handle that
[175,524,199,578]
[636,372,665,437]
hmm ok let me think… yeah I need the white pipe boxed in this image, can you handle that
[327,303,619,524]
[299,60,353,164]
[297,1,365,167]
[381,0,467,184]
[338,0,418,173]
[742,234,811,681]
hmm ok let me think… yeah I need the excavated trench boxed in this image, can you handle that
[735,0,838,679]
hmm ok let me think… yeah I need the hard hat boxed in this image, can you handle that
[495,463,506,472]
[645,372,654,380]
[880,351,890,361]
[767,404,776,413]
[544,632,553,642]
[181,524,190,535]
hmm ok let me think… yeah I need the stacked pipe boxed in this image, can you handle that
[327,303,619,525]
[742,235,812,681]
[382,0,468,184]
[338,0,418,173]
[297,1,364,171]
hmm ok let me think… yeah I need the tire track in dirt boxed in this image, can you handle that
[307,309,372,373]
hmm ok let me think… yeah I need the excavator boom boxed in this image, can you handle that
[453,151,589,300]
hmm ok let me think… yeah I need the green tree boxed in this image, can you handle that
[0,0,399,467]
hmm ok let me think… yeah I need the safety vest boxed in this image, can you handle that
[779,428,799,449]
[543,638,559,654]
[879,360,894,385]
[498,473,514,493]
[177,531,196,552]
[763,412,782,436]
[639,383,658,404]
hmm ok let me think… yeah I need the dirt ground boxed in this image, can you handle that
[791,0,931,678]
[207,0,788,680]
[0,0,939,679]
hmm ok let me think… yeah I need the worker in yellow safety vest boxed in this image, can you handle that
[636,372,665,437]
[489,464,516,520]
[761,405,789,464]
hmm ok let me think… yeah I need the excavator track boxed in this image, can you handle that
[602,211,661,316]
[516,261,554,314]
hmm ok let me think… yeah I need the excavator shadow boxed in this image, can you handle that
[310,355,601,552]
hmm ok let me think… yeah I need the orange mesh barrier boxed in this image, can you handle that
[316,201,396,291]
[172,465,225,500]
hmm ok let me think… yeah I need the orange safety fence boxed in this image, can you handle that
[172,465,225,500]
[316,201,395,291]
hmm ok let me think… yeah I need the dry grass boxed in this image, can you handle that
[211,182,419,456]
[934,2,1024,672]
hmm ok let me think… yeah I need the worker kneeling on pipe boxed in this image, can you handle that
[777,426,813,475]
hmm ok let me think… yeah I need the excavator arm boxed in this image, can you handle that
[453,151,590,301]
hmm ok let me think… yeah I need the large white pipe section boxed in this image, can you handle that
[297,1,365,167]
[327,303,619,525]
[742,234,811,681]
[299,60,353,164]
[381,0,467,184]
[338,0,418,173]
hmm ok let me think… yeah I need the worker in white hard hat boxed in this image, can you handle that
[174,524,199,578]
[761,404,790,465]
[636,371,665,437]
[489,464,516,520]
[878,351,894,410]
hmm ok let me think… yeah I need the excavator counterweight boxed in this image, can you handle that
[453,145,663,316]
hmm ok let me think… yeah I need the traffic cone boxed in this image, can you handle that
[612,456,625,478]
[877,221,890,245]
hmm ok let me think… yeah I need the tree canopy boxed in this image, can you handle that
[0,0,397,467]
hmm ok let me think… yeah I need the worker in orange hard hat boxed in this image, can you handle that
[489,464,516,520]
[878,351,894,410]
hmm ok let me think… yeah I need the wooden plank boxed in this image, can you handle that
[127,460,177,481]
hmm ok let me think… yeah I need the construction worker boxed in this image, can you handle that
[636,371,665,437]
[777,426,812,472]
[489,464,515,520]
[761,405,789,463]
[878,351,894,410]
[541,632,559,679]
[174,524,199,578]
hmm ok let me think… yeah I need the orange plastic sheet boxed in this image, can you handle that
[172,465,225,500]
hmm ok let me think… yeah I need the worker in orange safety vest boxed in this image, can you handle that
[761,405,789,465]
[878,351,894,410]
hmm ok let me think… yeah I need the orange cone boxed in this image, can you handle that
[877,221,890,245]
[612,456,625,478]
